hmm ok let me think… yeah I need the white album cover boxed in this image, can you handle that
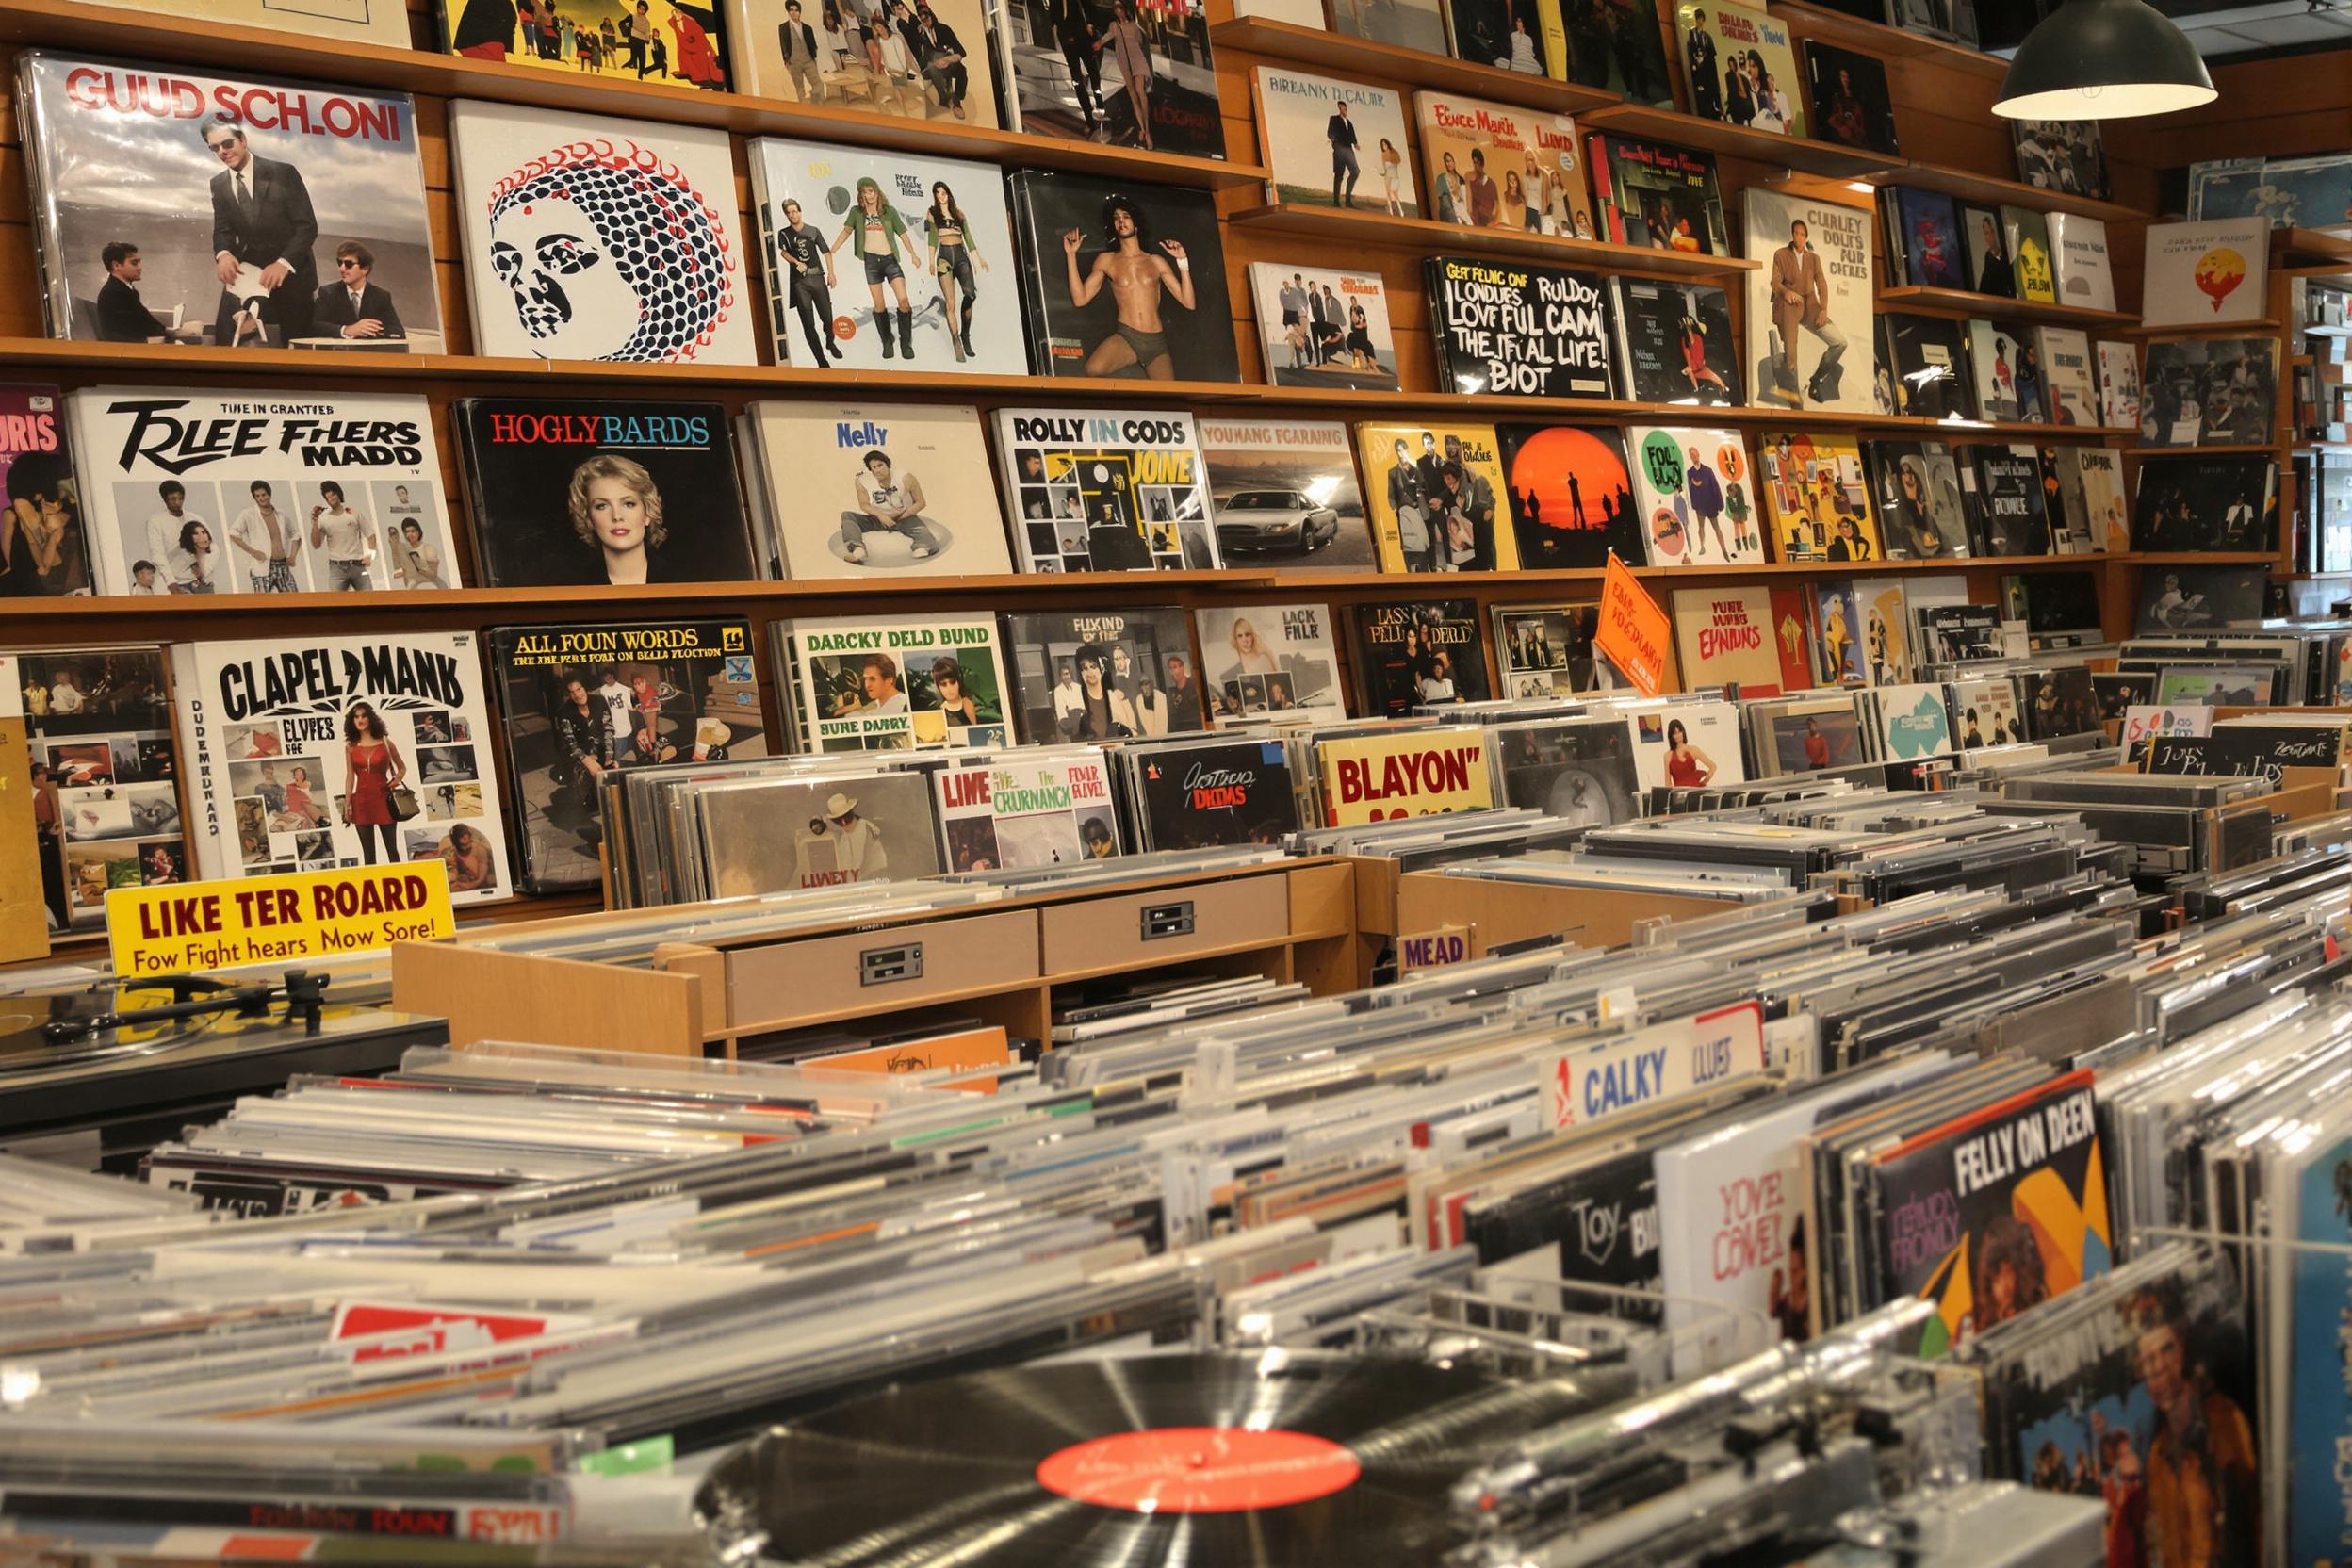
[1192,603,1348,726]
[70,386,460,598]
[1245,262,1400,391]
[1742,188,1875,415]
[1252,67,1420,220]
[743,400,1011,580]
[748,136,1028,374]
[171,629,510,902]
[448,100,755,365]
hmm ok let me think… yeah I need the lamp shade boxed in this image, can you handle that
[1994,0,2218,120]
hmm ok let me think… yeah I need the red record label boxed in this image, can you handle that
[1034,1427,1362,1514]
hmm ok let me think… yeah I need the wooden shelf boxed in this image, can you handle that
[1767,0,2008,79]
[1275,554,2118,588]
[1581,103,1889,180]
[2122,445,2280,457]
[1225,200,1760,276]
[2278,228,2352,268]
[1877,286,2140,330]
[2127,552,2288,564]
[2127,318,2282,337]
[1864,160,2144,226]
[2302,324,2352,340]
[1208,16,1621,117]
[0,0,1265,190]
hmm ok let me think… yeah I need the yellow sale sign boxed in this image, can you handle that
[108,861,454,978]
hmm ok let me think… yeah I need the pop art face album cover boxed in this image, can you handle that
[19,54,443,352]
[448,99,754,365]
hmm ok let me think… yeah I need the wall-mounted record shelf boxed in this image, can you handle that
[1580,102,1889,181]
[1276,555,2119,589]
[0,0,1265,190]
[1764,0,2009,79]
[2278,228,2352,268]
[1208,15,1622,116]
[2125,318,2283,337]
[1857,161,2143,227]
[1876,286,2140,330]
[1223,201,1760,276]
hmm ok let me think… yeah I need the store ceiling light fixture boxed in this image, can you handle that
[1993,0,2219,120]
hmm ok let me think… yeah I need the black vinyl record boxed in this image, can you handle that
[695,1353,1582,1566]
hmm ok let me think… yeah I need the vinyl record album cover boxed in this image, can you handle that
[1608,276,1740,404]
[1354,422,1520,574]
[1550,0,1674,106]
[447,99,752,365]
[1253,68,1419,219]
[1627,426,1763,567]
[2034,326,2099,426]
[1316,725,1494,825]
[488,619,763,892]
[1967,319,2039,424]
[444,0,728,84]
[776,613,1010,751]
[1765,694,1864,770]
[18,53,442,351]
[2134,564,2270,631]
[2044,212,2115,312]
[1878,312,1970,420]
[1490,715,1641,825]
[1347,599,1490,717]
[1127,736,1303,849]
[936,749,1119,870]
[1415,90,1593,237]
[1867,442,1972,560]
[84,0,412,44]
[0,386,84,599]
[1006,171,1238,383]
[695,767,940,894]
[1870,1073,2110,1355]
[742,400,1010,580]
[1248,263,1399,390]
[171,630,509,900]
[2138,338,2277,447]
[1198,418,1375,570]
[1671,584,1785,694]
[747,136,1028,374]
[2001,204,2055,303]
[74,386,458,597]
[1854,575,1914,683]
[1674,1,1805,136]
[2130,455,2277,552]
[10,645,187,934]
[2008,119,2108,201]
[453,398,755,588]
[1889,187,1965,291]
[1810,580,1865,684]
[1445,0,1553,74]
[729,0,996,126]
[1588,134,1729,253]
[2066,445,2129,552]
[1744,188,1874,414]
[1329,0,1448,55]
[1497,423,1643,569]
[1194,603,1346,725]
[994,0,1224,157]
[1428,256,1615,400]
[1001,605,1203,742]
[1968,445,2052,557]
[1628,701,1747,787]
[1493,601,1610,696]
[2098,340,2142,430]
[1949,676,2023,745]
[1960,201,2017,299]
[1869,681,1952,760]
[2022,664,2098,738]
[1803,41,1896,155]
[992,407,1215,573]
[2041,445,2098,554]
[1759,432,1878,564]
[2141,218,2269,328]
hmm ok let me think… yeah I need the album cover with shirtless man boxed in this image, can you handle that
[1007,171,1239,384]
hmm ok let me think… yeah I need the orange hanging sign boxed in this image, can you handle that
[1597,552,1672,696]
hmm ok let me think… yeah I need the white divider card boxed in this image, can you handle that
[1540,1000,1765,1131]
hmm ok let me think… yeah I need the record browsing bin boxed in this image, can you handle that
[392,856,1356,1055]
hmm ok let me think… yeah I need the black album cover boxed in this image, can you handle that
[2134,565,2270,632]
[2022,664,2098,740]
[1129,737,1302,850]
[1497,425,1643,569]
[1347,600,1489,717]
[1609,277,1740,404]
[1006,172,1238,384]
[488,619,765,892]
[1425,256,1614,400]
[1490,717,1641,826]
[2130,456,2278,552]
[455,399,757,588]
[2010,119,2109,202]
[2139,338,2278,448]
[2008,568,2102,645]
[1866,443,1972,560]
[1000,606,1202,743]
[1878,314,1970,420]
[1588,134,1729,254]
[1803,42,1898,156]
[1967,446,2051,557]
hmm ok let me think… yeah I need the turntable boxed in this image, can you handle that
[0,971,445,1171]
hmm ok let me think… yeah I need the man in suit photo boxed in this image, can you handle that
[94,241,173,343]
[1327,96,1361,208]
[204,119,319,348]
[1768,216,1848,406]
[776,0,827,101]
[311,241,406,343]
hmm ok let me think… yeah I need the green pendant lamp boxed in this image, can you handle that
[1993,0,2218,119]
